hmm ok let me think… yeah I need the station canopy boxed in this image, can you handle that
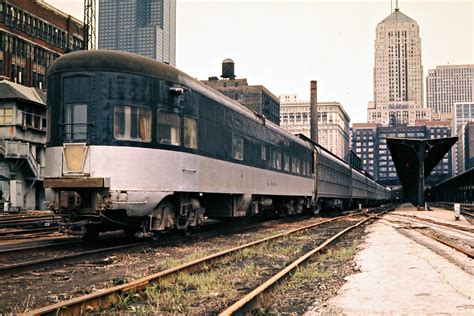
[386,137,458,206]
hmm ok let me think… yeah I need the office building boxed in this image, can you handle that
[279,96,310,137]
[457,122,474,174]
[423,120,452,184]
[367,6,430,126]
[452,102,474,174]
[279,94,298,105]
[426,65,474,120]
[351,123,378,178]
[0,0,85,88]
[279,95,350,161]
[352,121,451,186]
[452,102,474,136]
[98,0,176,65]
[317,101,350,161]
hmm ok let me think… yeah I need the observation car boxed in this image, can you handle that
[44,50,390,240]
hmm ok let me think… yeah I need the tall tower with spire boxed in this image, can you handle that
[367,3,430,126]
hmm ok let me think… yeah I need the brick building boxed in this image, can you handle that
[202,59,280,125]
[0,0,84,88]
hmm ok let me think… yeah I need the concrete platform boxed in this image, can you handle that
[307,205,474,315]
[393,203,472,231]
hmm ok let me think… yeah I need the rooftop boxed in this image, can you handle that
[379,9,416,24]
[0,79,46,105]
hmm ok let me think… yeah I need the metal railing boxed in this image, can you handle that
[0,140,43,180]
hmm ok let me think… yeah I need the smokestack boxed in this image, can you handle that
[310,80,318,142]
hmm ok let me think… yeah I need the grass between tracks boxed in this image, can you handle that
[107,226,362,314]
[259,241,361,313]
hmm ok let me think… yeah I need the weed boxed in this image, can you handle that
[11,294,35,314]
[145,281,190,313]
[160,250,211,269]
[110,292,134,311]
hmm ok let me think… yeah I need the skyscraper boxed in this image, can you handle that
[98,0,176,65]
[426,65,474,120]
[367,6,430,126]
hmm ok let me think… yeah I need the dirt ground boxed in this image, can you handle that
[1,216,338,313]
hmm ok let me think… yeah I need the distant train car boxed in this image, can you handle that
[44,50,389,240]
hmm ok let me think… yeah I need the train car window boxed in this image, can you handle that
[114,105,151,142]
[184,116,198,149]
[232,135,244,161]
[284,153,290,172]
[291,157,296,173]
[157,111,181,145]
[275,151,281,170]
[295,157,301,174]
[64,103,87,141]
[270,149,276,169]
[261,145,266,161]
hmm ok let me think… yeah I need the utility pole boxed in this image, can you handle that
[310,80,318,143]
[83,0,96,50]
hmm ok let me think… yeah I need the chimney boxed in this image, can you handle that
[310,80,318,142]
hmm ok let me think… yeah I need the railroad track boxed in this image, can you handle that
[414,229,474,258]
[0,227,60,239]
[0,212,53,220]
[0,215,59,241]
[25,206,392,315]
[0,216,60,228]
[0,213,60,242]
[429,202,474,224]
[0,238,81,255]
[383,214,474,259]
[389,212,474,234]
[460,210,474,224]
[0,227,61,243]
[0,214,315,277]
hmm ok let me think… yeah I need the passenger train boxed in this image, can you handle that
[44,50,391,240]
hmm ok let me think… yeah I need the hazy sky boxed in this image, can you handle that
[47,0,473,124]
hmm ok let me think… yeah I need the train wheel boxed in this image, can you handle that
[124,227,137,240]
[83,225,99,242]
[151,231,161,241]
[312,202,321,215]
[183,227,194,237]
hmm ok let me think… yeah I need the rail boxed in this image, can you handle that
[25,213,364,315]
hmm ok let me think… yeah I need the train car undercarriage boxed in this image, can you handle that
[48,186,314,240]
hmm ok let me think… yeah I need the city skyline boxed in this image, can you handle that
[47,0,473,124]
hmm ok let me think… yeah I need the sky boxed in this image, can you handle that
[47,0,473,124]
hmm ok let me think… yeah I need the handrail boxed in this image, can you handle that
[1,140,40,178]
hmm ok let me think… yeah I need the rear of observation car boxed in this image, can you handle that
[44,51,201,239]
